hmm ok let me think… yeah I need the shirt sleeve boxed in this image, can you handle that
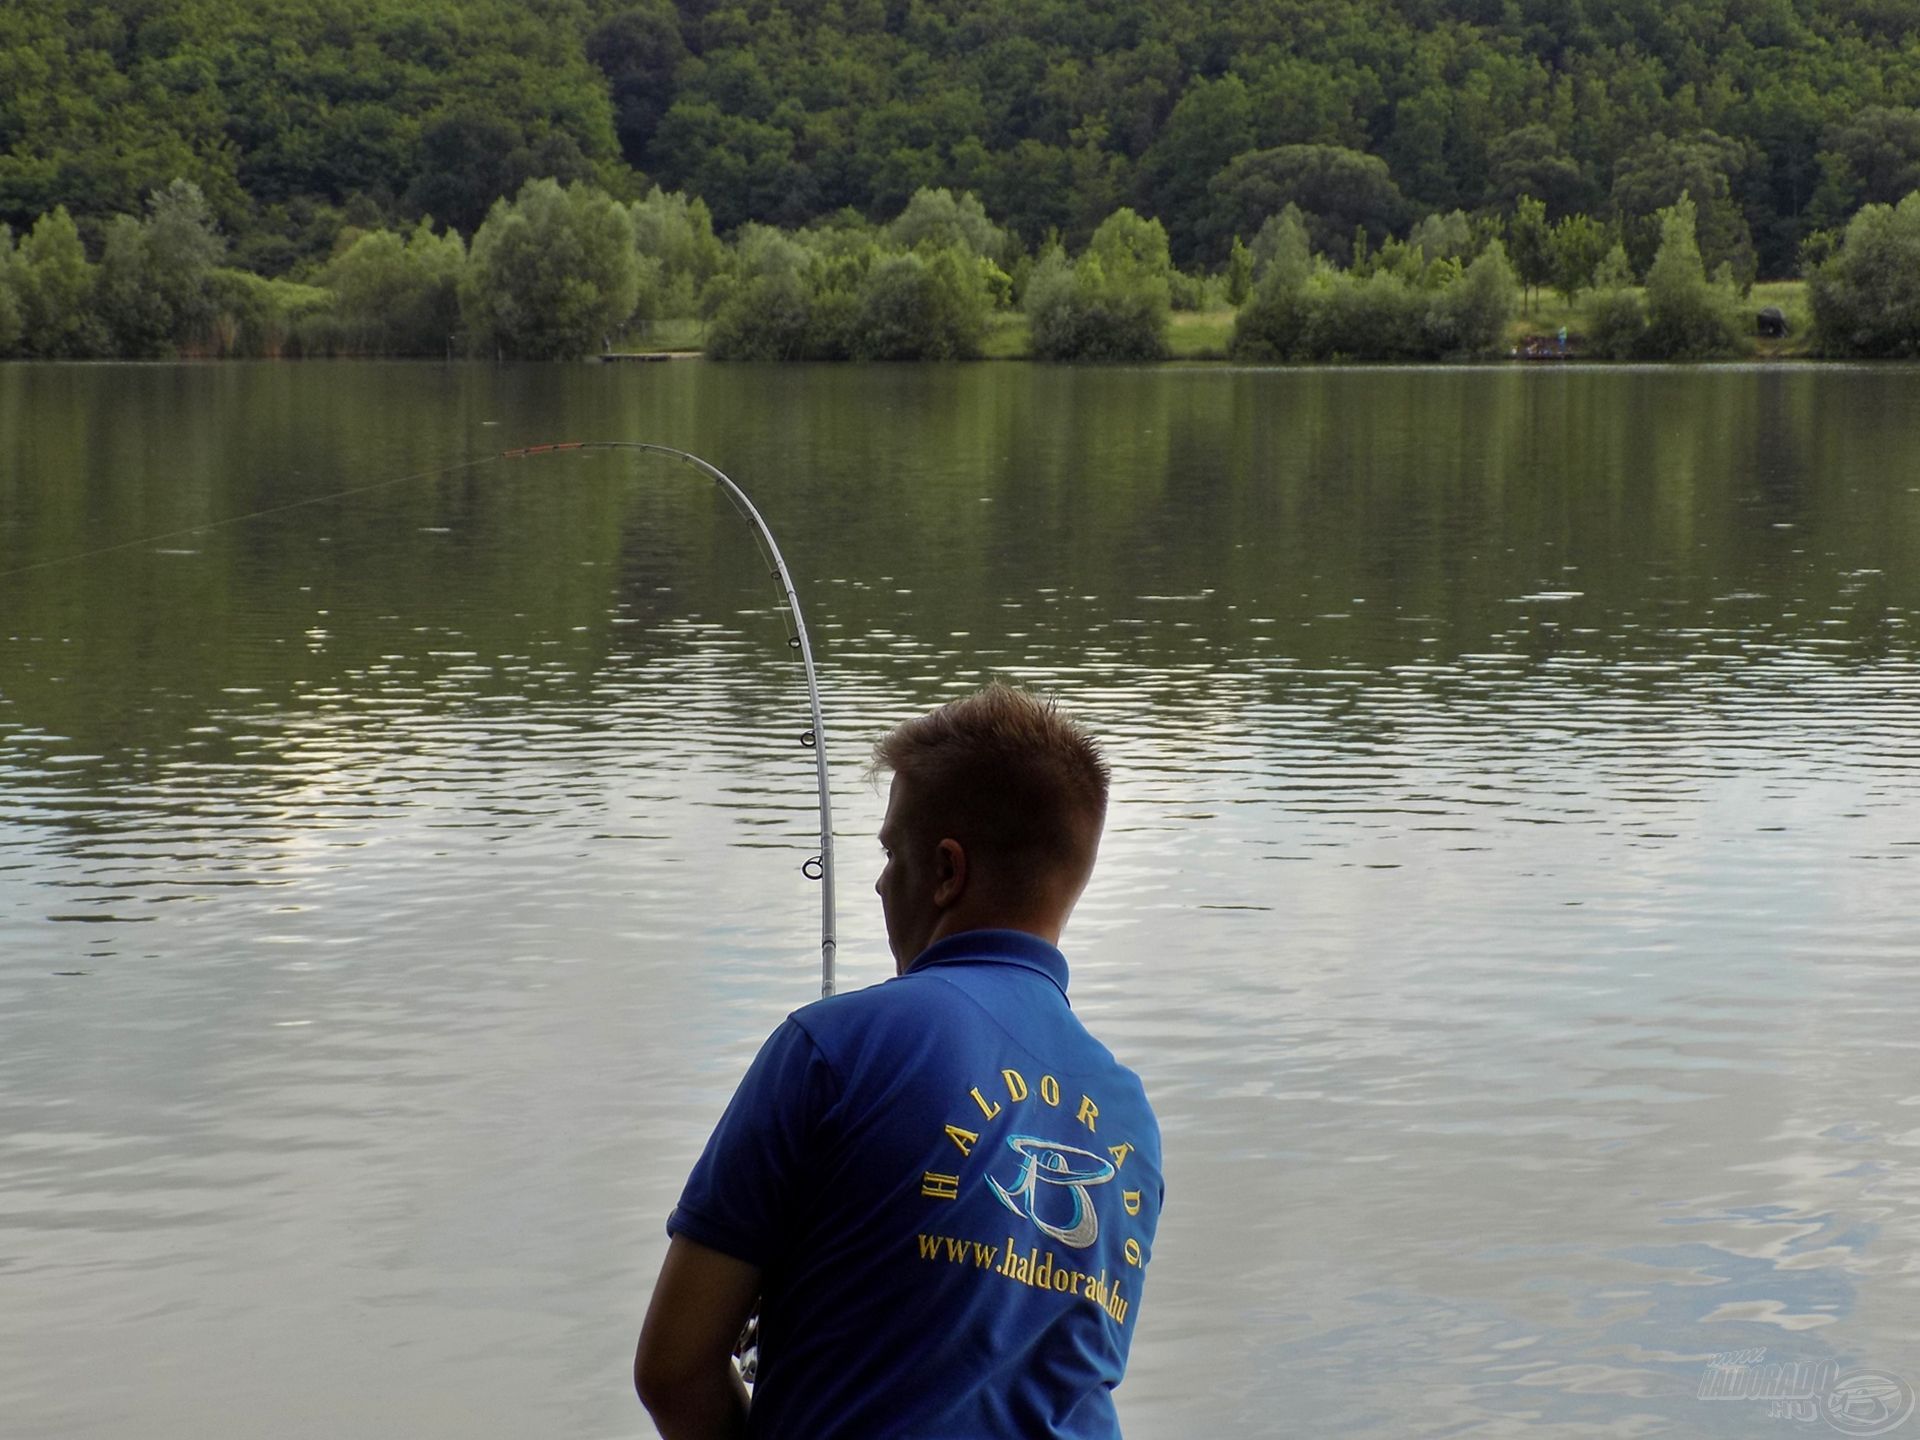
[667,1016,839,1267]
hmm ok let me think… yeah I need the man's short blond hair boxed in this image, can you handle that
[870,683,1109,896]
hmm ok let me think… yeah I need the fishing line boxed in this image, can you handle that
[1,440,838,998]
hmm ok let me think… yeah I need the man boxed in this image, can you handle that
[636,683,1164,1439]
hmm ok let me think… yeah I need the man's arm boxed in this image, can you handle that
[634,1235,763,1440]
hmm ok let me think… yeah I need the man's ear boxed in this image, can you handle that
[932,837,968,909]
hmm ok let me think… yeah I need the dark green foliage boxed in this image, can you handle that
[588,1,689,166]
[1808,192,1920,357]
[1210,146,1408,267]
[1611,131,1758,286]
[1137,76,1254,263]
[461,180,640,360]
[6,0,1920,281]
[1230,237,1515,363]
[403,112,603,242]
[1820,108,1920,210]
[1487,126,1590,217]
[1026,210,1172,362]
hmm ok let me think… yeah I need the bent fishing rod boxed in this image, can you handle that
[504,443,836,997]
[0,440,838,998]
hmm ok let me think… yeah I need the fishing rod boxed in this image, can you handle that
[0,440,838,998]
[503,442,836,998]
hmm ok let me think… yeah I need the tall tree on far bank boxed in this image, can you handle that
[97,179,225,356]
[1507,196,1552,313]
[1641,194,1747,359]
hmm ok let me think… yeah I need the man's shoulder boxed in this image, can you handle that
[782,969,952,1053]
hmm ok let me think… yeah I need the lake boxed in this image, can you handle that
[3,360,1917,1439]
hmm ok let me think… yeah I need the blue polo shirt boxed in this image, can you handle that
[669,929,1164,1439]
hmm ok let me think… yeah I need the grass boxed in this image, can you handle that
[1503,279,1813,358]
[610,317,707,353]
[979,307,1235,360]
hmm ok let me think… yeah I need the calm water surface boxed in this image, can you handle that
[2,362,1918,1438]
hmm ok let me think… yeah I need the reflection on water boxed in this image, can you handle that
[3,362,1918,1439]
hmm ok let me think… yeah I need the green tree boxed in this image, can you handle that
[587,1,689,165]
[1584,243,1646,359]
[1209,145,1407,267]
[0,226,23,355]
[1428,240,1519,355]
[1136,76,1253,264]
[1226,237,1254,305]
[1820,107,1920,209]
[630,187,726,321]
[1025,210,1171,361]
[1507,196,1553,314]
[462,180,640,360]
[1550,213,1610,306]
[1408,210,1474,264]
[1640,194,1746,359]
[323,219,466,354]
[886,188,1008,263]
[1486,125,1590,215]
[96,179,226,356]
[1249,205,1312,281]
[13,208,102,358]
[1808,191,1920,357]
[853,247,991,359]
[1611,130,1757,285]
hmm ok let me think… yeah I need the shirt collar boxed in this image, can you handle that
[904,928,1070,1000]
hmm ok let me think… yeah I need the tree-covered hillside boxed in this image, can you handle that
[6,0,1920,276]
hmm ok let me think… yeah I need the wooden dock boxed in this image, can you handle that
[598,350,703,363]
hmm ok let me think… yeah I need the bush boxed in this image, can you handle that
[885,188,1008,263]
[0,228,23,355]
[1585,287,1648,359]
[1025,209,1172,361]
[630,187,726,323]
[12,208,106,358]
[1639,195,1746,359]
[204,271,334,357]
[705,233,990,361]
[705,269,820,359]
[1809,190,1920,357]
[1425,240,1519,355]
[322,220,466,355]
[95,180,226,357]
[853,248,989,359]
[1230,235,1515,362]
[462,179,640,359]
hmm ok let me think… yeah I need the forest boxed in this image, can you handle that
[5,0,1920,360]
